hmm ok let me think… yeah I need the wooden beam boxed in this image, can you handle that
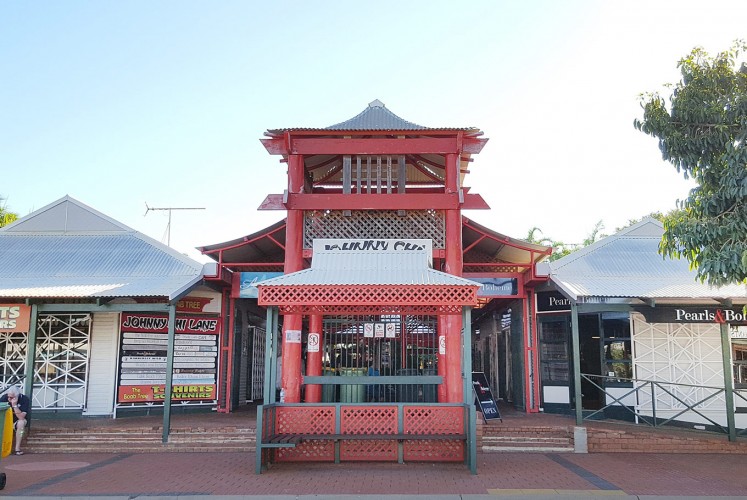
[289,137,459,155]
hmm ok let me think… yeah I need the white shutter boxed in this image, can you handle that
[84,312,119,416]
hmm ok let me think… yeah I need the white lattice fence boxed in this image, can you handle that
[304,210,445,248]
[632,314,726,424]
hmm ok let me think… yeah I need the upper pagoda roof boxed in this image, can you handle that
[266,100,482,135]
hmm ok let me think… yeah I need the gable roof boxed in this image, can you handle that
[267,99,481,134]
[544,218,747,303]
[0,196,205,300]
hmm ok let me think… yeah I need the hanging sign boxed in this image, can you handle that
[364,323,374,338]
[472,372,501,422]
[385,323,397,338]
[471,278,518,297]
[238,272,284,298]
[0,304,31,333]
[374,323,385,338]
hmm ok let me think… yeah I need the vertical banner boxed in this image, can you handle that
[117,313,220,403]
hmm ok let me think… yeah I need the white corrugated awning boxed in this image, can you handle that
[0,196,205,300]
[547,218,747,303]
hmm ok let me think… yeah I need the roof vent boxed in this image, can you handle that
[368,99,385,108]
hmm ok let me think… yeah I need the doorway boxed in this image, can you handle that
[579,315,602,410]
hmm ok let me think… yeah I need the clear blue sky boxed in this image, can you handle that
[2,1,745,262]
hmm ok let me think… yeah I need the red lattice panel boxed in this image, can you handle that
[276,440,335,462]
[404,439,465,462]
[341,406,397,434]
[340,439,398,461]
[403,406,464,435]
[278,304,464,315]
[339,405,399,460]
[274,406,336,462]
[275,406,335,434]
[259,285,477,307]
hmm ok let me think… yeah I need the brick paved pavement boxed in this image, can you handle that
[1,450,747,499]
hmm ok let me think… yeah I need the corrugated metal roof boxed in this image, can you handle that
[267,100,479,133]
[548,218,747,301]
[0,196,204,299]
[256,239,479,288]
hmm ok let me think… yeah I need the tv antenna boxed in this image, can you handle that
[144,203,206,246]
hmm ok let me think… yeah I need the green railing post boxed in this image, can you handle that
[650,381,656,427]
[720,322,737,441]
[162,303,176,443]
[571,303,582,425]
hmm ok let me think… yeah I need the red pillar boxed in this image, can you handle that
[305,314,323,402]
[281,153,304,403]
[443,153,463,403]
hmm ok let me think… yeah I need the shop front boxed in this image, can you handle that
[0,196,220,433]
[533,218,747,438]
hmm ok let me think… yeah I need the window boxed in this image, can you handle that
[539,317,569,385]
[601,313,632,384]
[732,336,747,389]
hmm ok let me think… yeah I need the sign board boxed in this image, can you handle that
[117,313,220,403]
[471,277,518,297]
[0,304,31,333]
[635,306,747,325]
[472,372,501,422]
[536,291,572,313]
[239,272,284,298]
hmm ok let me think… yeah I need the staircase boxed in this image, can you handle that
[480,423,574,453]
[26,426,256,453]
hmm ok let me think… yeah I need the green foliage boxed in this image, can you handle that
[525,221,606,261]
[634,40,747,286]
[0,196,18,228]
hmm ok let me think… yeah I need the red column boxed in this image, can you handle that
[305,314,323,402]
[443,153,463,403]
[281,153,305,403]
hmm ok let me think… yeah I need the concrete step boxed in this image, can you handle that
[26,429,256,453]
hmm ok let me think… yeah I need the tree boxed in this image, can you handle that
[525,220,605,261]
[0,197,18,228]
[634,41,747,285]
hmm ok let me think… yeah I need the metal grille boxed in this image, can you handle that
[0,331,27,391]
[321,315,438,403]
[304,210,445,248]
[33,314,91,409]
[250,326,266,401]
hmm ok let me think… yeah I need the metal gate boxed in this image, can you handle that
[321,315,437,403]
[250,326,266,401]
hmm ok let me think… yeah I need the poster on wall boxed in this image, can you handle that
[117,313,220,403]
